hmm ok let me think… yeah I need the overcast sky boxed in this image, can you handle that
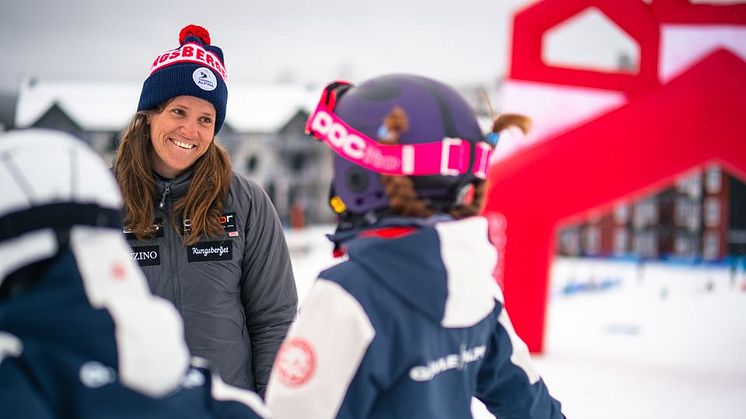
[0,0,542,93]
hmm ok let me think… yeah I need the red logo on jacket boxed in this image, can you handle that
[275,338,316,386]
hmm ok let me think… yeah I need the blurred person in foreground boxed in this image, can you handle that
[0,129,268,418]
[112,24,297,396]
[265,74,565,418]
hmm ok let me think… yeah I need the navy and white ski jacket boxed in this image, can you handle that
[0,228,267,419]
[266,216,564,418]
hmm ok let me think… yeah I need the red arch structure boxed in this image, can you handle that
[510,0,660,95]
[486,50,746,353]
[651,0,746,24]
[486,0,746,353]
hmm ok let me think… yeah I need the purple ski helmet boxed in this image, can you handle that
[308,74,490,226]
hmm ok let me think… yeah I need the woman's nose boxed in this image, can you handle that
[179,117,199,138]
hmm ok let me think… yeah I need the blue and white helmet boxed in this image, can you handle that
[0,129,122,286]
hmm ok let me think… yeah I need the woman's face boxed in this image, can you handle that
[148,95,216,179]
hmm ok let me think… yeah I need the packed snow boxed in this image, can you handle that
[285,226,746,419]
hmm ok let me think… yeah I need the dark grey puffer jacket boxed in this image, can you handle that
[125,170,298,396]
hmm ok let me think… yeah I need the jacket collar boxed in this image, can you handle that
[326,214,454,252]
[154,170,193,199]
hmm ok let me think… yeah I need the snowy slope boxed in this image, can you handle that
[286,226,746,419]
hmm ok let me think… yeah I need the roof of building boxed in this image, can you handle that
[15,79,318,134]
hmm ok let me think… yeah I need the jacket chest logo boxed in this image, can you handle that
[219,212,239,236]
[182,212,238,237]
[130,245,161,266]
[187,241,233,262]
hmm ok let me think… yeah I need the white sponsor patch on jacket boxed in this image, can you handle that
[409,344,487,382]
[187,241,233,262]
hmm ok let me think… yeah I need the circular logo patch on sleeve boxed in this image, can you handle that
[275,338,316,386]
[193,67,218,91]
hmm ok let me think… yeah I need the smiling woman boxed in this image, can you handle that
[112,24,298,397]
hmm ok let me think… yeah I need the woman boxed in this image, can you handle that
[114,24,297,397]
[265,74,564,418]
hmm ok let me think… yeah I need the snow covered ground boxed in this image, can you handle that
[285,226,746,419]
[538,258,746,419]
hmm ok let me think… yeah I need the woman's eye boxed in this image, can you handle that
[200,117,214,125]
[171,108,185,116]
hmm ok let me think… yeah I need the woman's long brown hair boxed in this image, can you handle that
[114,103,232,245]
[380,111,531,219]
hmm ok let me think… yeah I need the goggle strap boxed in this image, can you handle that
[306,81,492,178]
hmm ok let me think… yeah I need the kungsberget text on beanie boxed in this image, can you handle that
[137,24,228,134]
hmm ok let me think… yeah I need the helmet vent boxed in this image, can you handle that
[345,167,369,192]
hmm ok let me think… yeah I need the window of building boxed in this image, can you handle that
[246,155,258,173]
[705,166,722,194]
[109,132,120,151]
[613,203,630,225]
[613,227,629,256]
[633,231,658,259]
[559,227,581,256]
[703,230,720,261]
[290,153,306,173]
[582,225,601,256]
[704,197,721,228]
[674,233,699,259]
[675,171,702,199]
[633,198,658,228]
[674,198,701,231]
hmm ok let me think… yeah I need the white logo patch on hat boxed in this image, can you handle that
[193,67,217,91]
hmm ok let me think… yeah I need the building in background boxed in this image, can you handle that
[557,166,746,262]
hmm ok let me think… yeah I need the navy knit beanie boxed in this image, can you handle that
[138,24,228,134]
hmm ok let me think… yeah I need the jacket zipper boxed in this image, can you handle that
[159,181,181,313]
[158,182,171,209]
